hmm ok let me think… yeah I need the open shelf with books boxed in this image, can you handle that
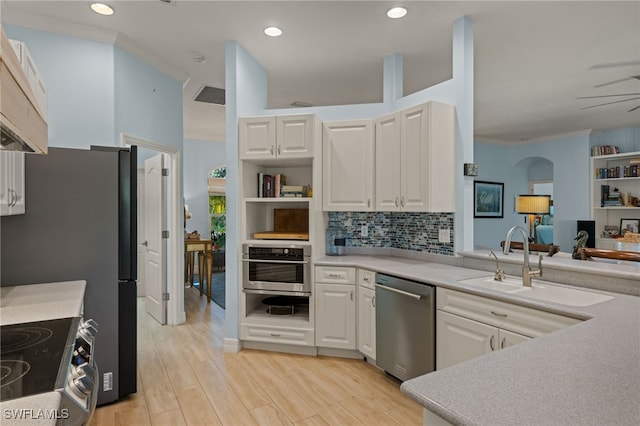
[590,151,640,250]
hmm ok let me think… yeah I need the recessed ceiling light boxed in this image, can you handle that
[91,3,114,16]
[264,26,283,37]
[386,7,407,19]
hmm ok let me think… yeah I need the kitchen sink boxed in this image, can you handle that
[458,276,529,293]
[458,276,613,307]
[510,284,613,307]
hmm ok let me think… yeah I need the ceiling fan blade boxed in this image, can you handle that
[628,104,640,112]
[577,93,640,99]
[593,77,634,89]
[580,97,640,110]
[588,61,640,70]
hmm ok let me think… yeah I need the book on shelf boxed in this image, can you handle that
[591,145,620,156]
[600,184,609,207]
[256,173,288,197]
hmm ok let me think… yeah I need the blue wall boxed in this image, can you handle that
[114,48,183,149]
[5,25,115,148]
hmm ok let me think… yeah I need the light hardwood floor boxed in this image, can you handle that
[89,287,423,426]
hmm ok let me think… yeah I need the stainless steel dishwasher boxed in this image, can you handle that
[375,273,435,381]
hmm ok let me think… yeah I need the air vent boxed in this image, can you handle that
[194,86,225,105]
[290,101,313,108]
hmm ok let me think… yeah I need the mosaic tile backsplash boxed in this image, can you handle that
[327,212,455,255]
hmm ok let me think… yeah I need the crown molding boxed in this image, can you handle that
[2,5,189,83]
[2,7,118,44]
[114,33,189,83]
[520,129,594,144]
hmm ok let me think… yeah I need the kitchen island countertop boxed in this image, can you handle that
[315,254,640,426]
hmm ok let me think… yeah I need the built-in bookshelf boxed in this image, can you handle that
[590,151,640,250]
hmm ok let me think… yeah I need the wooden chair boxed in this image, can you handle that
[500,241,560,257]
[579,248,640,263]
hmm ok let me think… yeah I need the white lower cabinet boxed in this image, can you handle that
[436,288,580,370]
[315,266,356,349]
[436,310,530,370]
[357,269,376,359]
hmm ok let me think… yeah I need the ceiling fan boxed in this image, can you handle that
[578,61,640,112]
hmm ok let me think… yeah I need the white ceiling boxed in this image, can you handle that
[2,1,639,144]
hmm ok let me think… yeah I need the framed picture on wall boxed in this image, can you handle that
[474,181,504,218]
[619,218,640,235]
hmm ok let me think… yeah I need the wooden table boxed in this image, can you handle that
[184,239,213,302]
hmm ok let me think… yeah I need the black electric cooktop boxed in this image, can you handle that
[0,318,74,402]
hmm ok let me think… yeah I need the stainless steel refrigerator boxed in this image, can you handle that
[1,146,138,405]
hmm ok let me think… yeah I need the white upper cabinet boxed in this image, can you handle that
[322,120,375,211]
[9,39,47,120]
[0,151,26,216]
[376,101,456,212]
[375,112,401,211]
[239,114,314,160]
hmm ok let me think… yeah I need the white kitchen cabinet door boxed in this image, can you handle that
[322,120,374,211]
[239,116,277,160]
[357,285,376,359]
[498,328,531,349]
[424,101,455,212]
[436,310,494,370]
[400,104,431,211]
[375,112,401,211]
[315,283,356,349]
[0,151,25,216]
[276,114,314,159]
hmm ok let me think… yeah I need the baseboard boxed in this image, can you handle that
[223,338,241,353]
[241,340,318,356]
[317,347,363,359]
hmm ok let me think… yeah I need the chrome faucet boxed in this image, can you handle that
[503,225,543,287]
[489,250,505,281]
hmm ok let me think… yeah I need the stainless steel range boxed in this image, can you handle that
[0,317,99,425]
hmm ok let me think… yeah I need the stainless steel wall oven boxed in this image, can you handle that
[242,244,311,296]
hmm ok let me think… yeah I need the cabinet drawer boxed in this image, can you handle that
[358,269,376,289]
[315,266,356,284]
[240,324,314,346]
[437,288,581,338]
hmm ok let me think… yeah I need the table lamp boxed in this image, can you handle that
[515,195,551,242]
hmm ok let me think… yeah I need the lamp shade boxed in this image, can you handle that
[515,195,551,214]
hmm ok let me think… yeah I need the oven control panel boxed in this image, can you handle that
[60,318,99,425]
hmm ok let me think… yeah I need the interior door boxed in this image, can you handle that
[136,168,146,297]
[145,154,166,324]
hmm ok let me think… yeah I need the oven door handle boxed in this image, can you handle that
[241,258,309,265]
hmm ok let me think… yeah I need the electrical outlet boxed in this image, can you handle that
[439,228,451,243]
[361,224,368,237]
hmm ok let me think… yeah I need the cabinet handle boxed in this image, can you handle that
[270,333,281,337]
[363,276,369,282]
[8,189,15,207]
[367,199,371,208]
[501,337,506,349]
[270,145,274,155]
[350,291,353,301]
[491,310,508,318]
[400,196,405,207]
[277,145,281,155]
[395,197,399,207]
[489,335,495,351]
[328,273,343,279]
[372,296,376,308]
